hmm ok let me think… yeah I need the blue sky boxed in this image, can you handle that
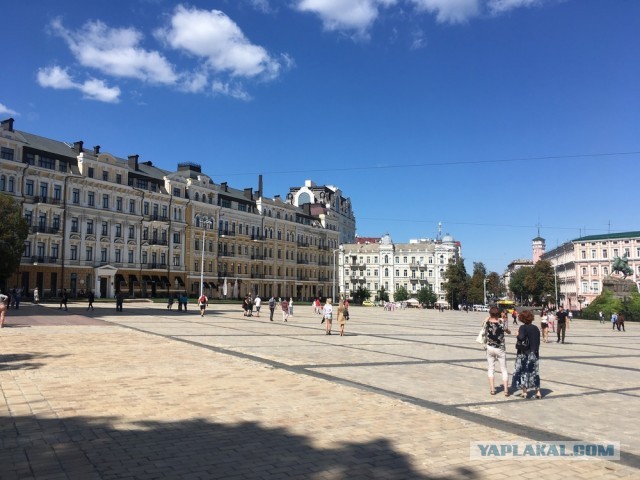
[2,0,639,274]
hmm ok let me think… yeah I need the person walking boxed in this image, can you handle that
[33,287,40,304]
[484,306,511,396]
[556,306,569,343]
[87,290,95,311]
[611,312,618,331]
[281,298,289,322]
[323,298,333,335]
[0,290,9,328]
[616,313,625,332]
[198,293,208,317]
[598,310,604,324]
[339,298,349,336]
[254,295,261,318]
[512,310,542,399]
[167,294,174,310]
[115,292,124,312]
[288,298,294,318]
[60,289,68,311]
[540,309,549,343]
[511,309,518,325]
[268,295,275,321]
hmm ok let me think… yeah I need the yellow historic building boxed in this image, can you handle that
[0,118,348,301]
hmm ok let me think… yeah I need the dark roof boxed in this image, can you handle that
[574,231,640,242]
[17,131,80,159]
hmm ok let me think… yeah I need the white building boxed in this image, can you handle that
[337,227,461,304]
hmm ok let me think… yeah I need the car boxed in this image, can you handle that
[362,300,375,306]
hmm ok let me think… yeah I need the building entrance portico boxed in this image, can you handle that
[95,265,118,299]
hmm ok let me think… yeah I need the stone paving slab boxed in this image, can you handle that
[0,303,638,479]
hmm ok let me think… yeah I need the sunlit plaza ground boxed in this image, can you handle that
[1,301,638,479]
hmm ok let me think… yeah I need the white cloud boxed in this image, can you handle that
[0,103,18,116]
[157,6,285,79]
[409,0,480,24]
[51,18,177,84]
[487,0,541,14]
[211,81,251,101]
[37,66,121,103]
[295,0,398,34]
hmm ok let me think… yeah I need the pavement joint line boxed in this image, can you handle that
[96,316,640,471]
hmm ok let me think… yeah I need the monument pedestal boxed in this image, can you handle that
[602,275,639,299]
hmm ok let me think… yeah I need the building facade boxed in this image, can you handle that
[0,118,341,301]
[337,229,461,304]
[541,231,640,309]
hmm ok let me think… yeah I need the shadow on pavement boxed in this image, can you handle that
[0,353,69,371]
[1,415,479,479]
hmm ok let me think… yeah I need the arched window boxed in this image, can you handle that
[384,268,389,276]
[298,192,312,205]
[384,255,389,264]
[8,176,14,192]
[0,175,5,191]
[195,192,200,201]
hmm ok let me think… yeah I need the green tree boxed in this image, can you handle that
[417,284,437,307]
[523,260,555,305]
[353,285,371,304]
[467,262,487,305]
[0,194,29,285]
[394,285,409,302]
[443,258,469,309]
[509,267,531,303]
[485,271,503,303]
[377,286,389,302]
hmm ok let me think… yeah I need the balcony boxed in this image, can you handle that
[31,226,61,235]
[25,195,62,205]
[147,239,168,246]
[147,263,167,270]
[251,273,265,279]
[28,256,59,264]
[251,254,266,260]
[145,214,169,222]
[296,259,309,265]
[251,234,265,241]
[219,230,235,237]
[297,241,310,247]
[219,252,235,258]
[297,275,309,281]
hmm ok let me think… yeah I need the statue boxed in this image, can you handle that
[611,253,633,279]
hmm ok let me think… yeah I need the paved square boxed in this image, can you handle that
[1,302,638,479]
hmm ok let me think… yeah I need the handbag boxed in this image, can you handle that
[515,333,530,353]
[475,323,487,348]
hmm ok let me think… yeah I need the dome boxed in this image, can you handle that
[442,233,455,243]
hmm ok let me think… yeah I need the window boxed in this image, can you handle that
[0,175,5,191]
[52,244,59,259]
[582,267,587,275]
[128,226,135,240]
[70,245,78,260]
[72,189,80,204]
[602,249,608,259]
[591,250,596,259]
[592,267,597,275]
[581,250,586,259]
[88,192,95,207]
[116,174,122,184]
[26,180,34,196]
[384,255,389,263]
[102,222,108,235]
[39,182,48,199]
[173,187,181,197]
[102,194,109,209]
[71,218,79,233]
[173,232,181,244]
[174,255,180,267]
[143,202,149,215]
[115,224,122,238]
[403,256,408,263]
[88,167,94,178]
[384,268,389,276]
[102,171,109,181]
[129,200,136,213]
[128,250,134,263]
[116,197,123,211]
[0,147,14,160]
[603,267,608,275]
[86,220,93,235]
[395,269,399,276]
[86,247,93,261]
[115,249,121,263]
[591,281,599,292]
[8,176,14,192]
[101,248,107,262]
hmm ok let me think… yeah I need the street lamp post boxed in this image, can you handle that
[332,246,343,301]
[199,217,213,299]
[577,295,585,313]
[554,264,558,308]
[483,277,488,306]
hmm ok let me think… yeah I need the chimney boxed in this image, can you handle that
[258,174,263,199]
[93,145,100,154]
[244,187,253,200]
[73,141,84,153]
[1,118,14,132]
[128,154,139,170]
[220,182,228,191]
